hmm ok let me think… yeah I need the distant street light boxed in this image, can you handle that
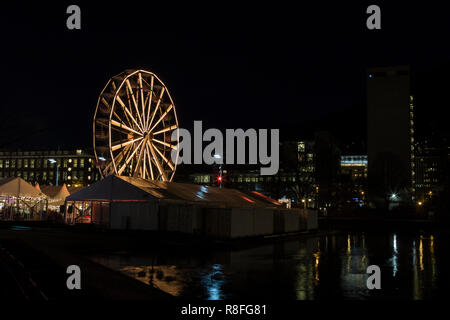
[48,158,59,186]
[98,157,106,161]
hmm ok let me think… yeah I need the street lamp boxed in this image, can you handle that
[48,158,59,186]
[214,154,223,188]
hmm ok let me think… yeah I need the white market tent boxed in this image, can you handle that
[64,175,318,238]
[64,175,281,227]
[0,177,47,220]
[40,184,71,208]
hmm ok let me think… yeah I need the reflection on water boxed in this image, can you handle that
[90,231,445,300]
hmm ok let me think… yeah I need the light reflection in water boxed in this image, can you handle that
[419,235,424,271]
[341,233,370,299]
[391,233,398,277]
[90,231,443,300]
[201,264,225,300]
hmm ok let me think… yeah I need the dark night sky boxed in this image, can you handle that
[1,2,450,152]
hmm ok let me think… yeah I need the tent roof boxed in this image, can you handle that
[40,184,70,199]
[66,175,158,202]
[40,184,70,205]
[67,186,84,194]
[34,182,42,193]
[66,175,278,208]
[0,177,45,198]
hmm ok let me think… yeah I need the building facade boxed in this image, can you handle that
[340,155,368,207]
[414,140,449,206]
[367,66,414,206]
[0,149,100,187]
[187,138,342,209]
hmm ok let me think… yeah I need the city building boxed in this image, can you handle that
[367,66,414,207]
[187,136,342,210]
[0,149,100,187]
[414,140,448,206]
[314,132,341,208]
[340,155,368,207]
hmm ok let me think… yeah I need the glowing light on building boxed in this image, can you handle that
[340,155,368,167]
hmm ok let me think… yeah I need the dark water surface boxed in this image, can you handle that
[90,231,449,299]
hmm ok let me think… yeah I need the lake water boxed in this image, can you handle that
[90,231,448,300]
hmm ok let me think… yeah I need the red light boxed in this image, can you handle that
[240,196,255,203]
[217,176,223,182]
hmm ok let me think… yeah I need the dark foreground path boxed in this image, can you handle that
[0,226,172,301]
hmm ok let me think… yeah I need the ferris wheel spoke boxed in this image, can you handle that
[113,143,132,168]
[109,123,133,136]
[118,139,145,175]
[101,158,114,175]
[138,73,146,126]
[111,119,142,136]
[147,140,167,181]
[145,143,155,180]
[133,139,146,176]
[152,124,178,136]
[114,95,134,129]
[142,145,147,179]
[111,137,143,152]
[147,87,165,131]
[145,76,154,131]
[152,138,178,150]
[116,96,144,132]
[111,109,135,132]
[101,97,111,111]
[126,79,145,130]
[153,143,175,170]
[149,104,173,133]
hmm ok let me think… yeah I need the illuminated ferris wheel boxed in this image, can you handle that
[93,69,179,181]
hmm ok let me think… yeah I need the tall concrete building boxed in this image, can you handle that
[367,66,414,207]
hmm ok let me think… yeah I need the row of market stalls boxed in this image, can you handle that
[65,175,318,239]
[0,177,74,221]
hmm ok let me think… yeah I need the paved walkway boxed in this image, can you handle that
[0,227,173,301]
